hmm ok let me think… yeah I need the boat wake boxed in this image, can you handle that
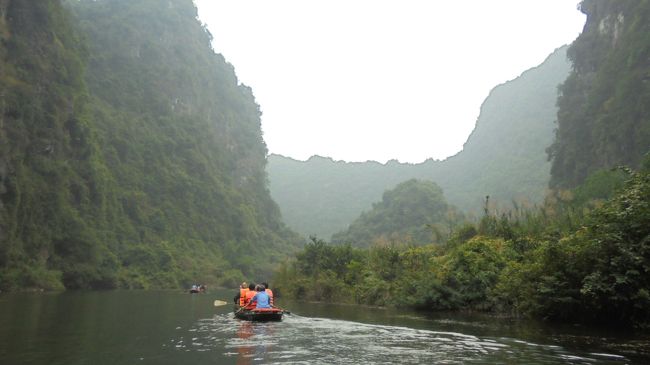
[166,313,629,364]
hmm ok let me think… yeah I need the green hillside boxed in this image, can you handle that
[0,0,300,291]
[331,179,462,247]
[268,47,571,239]
[275,159,650,327]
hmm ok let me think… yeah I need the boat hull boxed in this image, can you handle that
[234,307,283,322]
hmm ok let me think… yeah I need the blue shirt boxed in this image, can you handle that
[251,291,271,308]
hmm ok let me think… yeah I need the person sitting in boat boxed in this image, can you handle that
[243,283,257,308]
[234,281,248,305]
[249,284,272,309]
[262,282,274,306]
[232,281,248,307]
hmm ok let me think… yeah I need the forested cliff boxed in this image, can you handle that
[549,0,650,188]
[0,0,300,291]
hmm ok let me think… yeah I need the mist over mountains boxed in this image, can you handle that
[272,0,650,328]
[1,0,648,295]
[268,47,572,239]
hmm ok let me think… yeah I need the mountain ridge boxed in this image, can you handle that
[268,46,572,239]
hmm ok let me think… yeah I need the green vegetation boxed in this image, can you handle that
[549,0,650,188]
[331,179,463,247]
[268,47,571,239]
[274,0,650,329]
[0,0,300,291]
[275,162,650,328]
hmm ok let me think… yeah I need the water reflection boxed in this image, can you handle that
[235,321,254,365]
[234,321,275,365]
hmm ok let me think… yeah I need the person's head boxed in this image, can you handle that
[240,282,248,289]
[262,282,269,290]
[248,283,256,291]
[255,284,264,292]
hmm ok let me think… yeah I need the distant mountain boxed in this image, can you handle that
[0,0,300,291]
[268,47,571,239]
[548,0,650,188]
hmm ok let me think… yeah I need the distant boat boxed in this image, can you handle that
[234,307,284,321]
[189,284,206,294]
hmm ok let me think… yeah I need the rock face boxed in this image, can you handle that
[548,0,650,188]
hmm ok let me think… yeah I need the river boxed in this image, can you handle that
[0,290,648,364]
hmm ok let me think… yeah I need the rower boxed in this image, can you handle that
[234,281,248,305]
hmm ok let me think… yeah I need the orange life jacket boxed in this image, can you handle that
[245,289,256,307]
[239,288,247,306]
[265,288,274,306]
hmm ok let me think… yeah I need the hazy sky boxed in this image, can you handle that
[194,1,586,164]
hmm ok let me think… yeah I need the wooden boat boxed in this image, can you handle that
[234,307,284,321]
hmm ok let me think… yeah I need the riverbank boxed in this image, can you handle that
[273,166,650,329]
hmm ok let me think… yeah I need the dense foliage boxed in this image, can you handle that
[275,162,650,328]
[331,179,463,247]
[268,47,571,239]
[549,0,650,188]
[1,0,101,290]
[0,0,300,291]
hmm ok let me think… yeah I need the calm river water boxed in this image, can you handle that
[1,290,649,364]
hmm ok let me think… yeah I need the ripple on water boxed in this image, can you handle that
[167,313,631,364]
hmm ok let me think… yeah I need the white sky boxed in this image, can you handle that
[194,0,586,164]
